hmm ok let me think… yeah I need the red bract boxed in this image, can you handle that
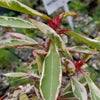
[48,14,63,32]
[48,14,69,37]
[74,60,85,76]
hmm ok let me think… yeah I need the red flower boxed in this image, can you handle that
[74,60,85,76]
[48,12,77,37]
[48,14,70,37]
[48,14,63,32]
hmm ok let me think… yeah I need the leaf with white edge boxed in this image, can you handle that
[40,42,62,100]
[62,82,72,96]
[27,62,39,76]
[34,86,41,99]
[61,34,68,43]
[0,39,39,49]
[0,16,36,29]
[68,46,98,54]
[71,77,87,100]
[4,72,28,77]
[32,50,46,75]
[61,92,75,99]
[36,55,44,75]
[62,75,87,96]
[30,19,72,59]
[65,30,100,50]
[8,32,36,42]
[0,0,50,20]
[84,74,100,100]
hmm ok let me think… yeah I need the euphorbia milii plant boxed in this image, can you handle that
[0,0,100,100]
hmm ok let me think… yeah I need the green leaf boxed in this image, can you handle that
[36,55,44,75]
[62,75,87,96]
[61,92,75,99]
[84,74,100,100]
[65,30,100,50]
[0,16,36,28]
[62,82,72,95]
[4,72,28,77]
[40,42,62,100]
[28,62,39,76]
[68,46,98,54]
[82,54,93,61]
[33,50,46,75]
[30,19,72,59]
[61,34,68,43]
[71,77,87,100]
[0,0,50,19]
[0,39,38,49]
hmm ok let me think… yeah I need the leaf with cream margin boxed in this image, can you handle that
[4,72,28,77]
[62,82,72,96]
[33,49,46,75]
[0,0,50,19]
[84,74,100,100]
[36,55,44,75]
[30,19,72,59]
[0,16,36,29]
[7,32,36,42]
[71,77,87,100]
[62,74,87,96]
[65,30,100,50]
[40,42,62,100]
[68,46,98,54]
[0,39,40,49]
[61,92,76,99]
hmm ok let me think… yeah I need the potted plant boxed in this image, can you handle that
[0,0,100,100]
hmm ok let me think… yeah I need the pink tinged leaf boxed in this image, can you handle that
[60,12,77,18]
[33,49,47,57]
[67,46,98,54]
[7,32,23,39]
[7,32,45,48]
[0,39,45,49]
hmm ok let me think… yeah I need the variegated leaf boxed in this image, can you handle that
[0,16,36,28]
[8,32,36,42]
[30,19,72,59]
[40,42,62,100]
[65,30,100,50]
[84,74,100,100]
[0,39,38,49]
[4,72,28,77]
[68,46,98,54]
[71,77,87,100]
[0,0,50,19]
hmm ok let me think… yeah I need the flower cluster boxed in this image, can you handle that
[48,14,67,36]
[74,60,85,75]
[48,14,62,31]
